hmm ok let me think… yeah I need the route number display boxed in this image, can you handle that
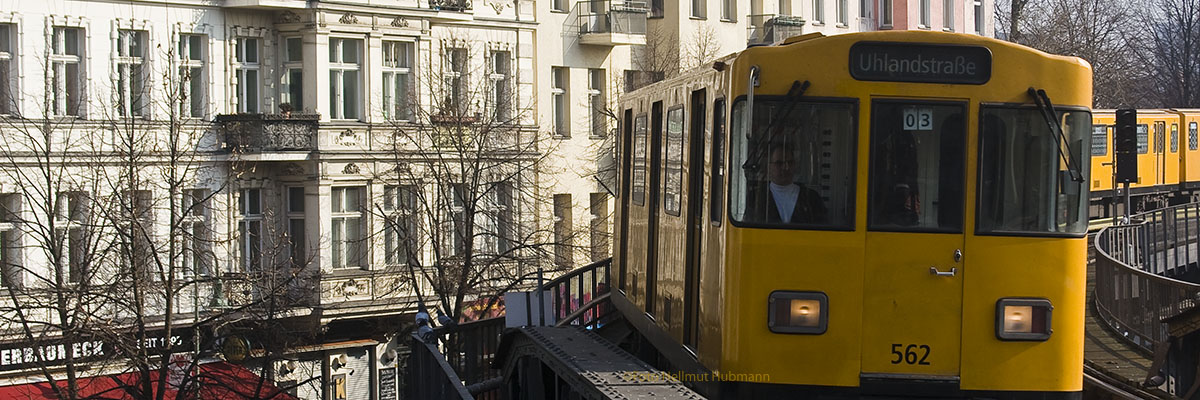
[903,108,934,131]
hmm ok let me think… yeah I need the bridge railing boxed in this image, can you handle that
[1094,203,1200,351]
[545,258,612,327]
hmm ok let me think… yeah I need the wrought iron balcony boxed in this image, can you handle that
[578,1,649,46]
[747,14,806,46]
[216,113,319,153]
[430,0,472,12]
[222,0,307,8]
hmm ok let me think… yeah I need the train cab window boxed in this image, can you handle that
[711,98,726,225]
[1137,124,1148,154]
[729,98,856,229]
[1091,125,1107,156]
[867,102,966,232]
[632,114,648,206]
[977,107,1090,235]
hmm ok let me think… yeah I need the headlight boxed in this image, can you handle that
[995,298,1052,341]
[768,291,828,334]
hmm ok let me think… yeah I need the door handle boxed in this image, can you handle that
[929,267,957,277]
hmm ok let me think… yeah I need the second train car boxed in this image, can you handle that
[611,31,1091,399]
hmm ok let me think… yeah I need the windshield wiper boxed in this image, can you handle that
[743,80,810,172]
[1028,87,1084,183]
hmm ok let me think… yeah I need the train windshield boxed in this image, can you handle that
[729,98,857,229]
[977,107,1091,235]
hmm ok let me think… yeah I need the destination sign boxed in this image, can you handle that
[849,42,992,85]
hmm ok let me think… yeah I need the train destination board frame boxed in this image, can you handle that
[849,42,993,85]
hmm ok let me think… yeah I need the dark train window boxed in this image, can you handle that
[664,106,685,216]
[1091,125,1107,156]
[1191,122,1198,151]
[1137,124,1148,154]
[867,101,965,232]
[977,107,1090,235]
[711,98,726,225]
[632,114,648,206]
[1171,123,1179,153]
[729,97,857,230]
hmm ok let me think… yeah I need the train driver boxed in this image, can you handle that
[754,144,828,224]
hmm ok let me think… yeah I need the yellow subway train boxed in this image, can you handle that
[610,31,1091,399]
[1089,109,1200,216]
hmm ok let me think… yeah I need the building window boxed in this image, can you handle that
[55,191,88,283]
[552,0,567,12]
[589,193,608,262]
[178,34,206,118]
[973,0,983,34]
[384,185,418,265]
[445,184,468,256]
[722,0,736,20]
[383,41,413,121]
[837,0,848,24]
[494,182,513,254]
[283,37,303,110]
[442,46,468,115]
[51,27,84,117]
[234,37,260,113]
[329,38,362,120]
[287,186,306,267]
[552,67,569,138]
[553,194,573,266]
[943,0,954,30]
[919,0,930,27]
[332,187,364,269]
[812,0,824,23]
[651,0,664,17]
[116,30,148,118]
[183,189,211,276]
[0,193,20,289]
[692,0,707,18]
[124,190,154,280]
[490,50,512,121]
[0,24,17,115]
[238,188,262,272]
[860,0,870,17]
[589,69,607,138]
[881,0,893,26]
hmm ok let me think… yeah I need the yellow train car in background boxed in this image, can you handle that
[1089,109,1200,216]
[611,31,1091,399]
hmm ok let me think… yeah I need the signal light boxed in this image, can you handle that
[996,298,1052,341]
[768,291,828,334]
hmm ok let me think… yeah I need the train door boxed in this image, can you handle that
[683,88,706,348]
[862,100,967,379]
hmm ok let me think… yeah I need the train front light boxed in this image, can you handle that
[995,298,1052,341]
[768,291,827,334]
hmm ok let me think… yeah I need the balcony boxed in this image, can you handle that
[747,14,806,46]
[216,113,319,155]
[578,1,649,46]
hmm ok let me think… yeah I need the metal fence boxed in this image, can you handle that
[547,258,611,327]
[577,0,648,35]
[405,332,474,400]
[1094,203,1200,351]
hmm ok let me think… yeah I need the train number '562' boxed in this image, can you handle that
[890,344,931,365]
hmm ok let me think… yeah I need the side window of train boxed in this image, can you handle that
[632,114,649,205]
[664,106,685,216]
[728,97,857,230]
[711,98,726,225]
[1137,124,1148,154]
[1155,121,1165,153]
[1091,124,1107,156]
[1171,123,1179,153]
[1191,122,1199,151]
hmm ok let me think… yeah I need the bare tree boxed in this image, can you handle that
[1138,0,1200,107]
[374,34,561,322]
[681,25,723,72]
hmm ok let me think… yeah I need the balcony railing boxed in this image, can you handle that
[747,14,806,46]
[216,113,319,153]
[578,1,649,46]
[430,0,472,11]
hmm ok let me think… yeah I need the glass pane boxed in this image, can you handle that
[287,37,302,62]
[343,70,358,119]
[65,63,80,116]
[867,102,965,231]
[399,43,412,68]
[247,189,261,214]
[329,71,339,118]
[0,25,9,53]
[342,39,359,64]
[289,187,305,213]
[289,69,303,109]
[345,187,360,212]
[65,29,78,56]
[1091,125,1107,156]
[632,115,647,205]
[131,31,144,58]
[332,188,344,212]
[246,70,258,113]
[730,99,856,228]
[189,67,204,117]
[244,38,258,63]
[189,35,203,61]
[663,108,684,216]
[332,219,344,268]
[347,217,362,266]
[1137,124,1148,154]
[977,107,1089,234]
[398,74,410,119]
